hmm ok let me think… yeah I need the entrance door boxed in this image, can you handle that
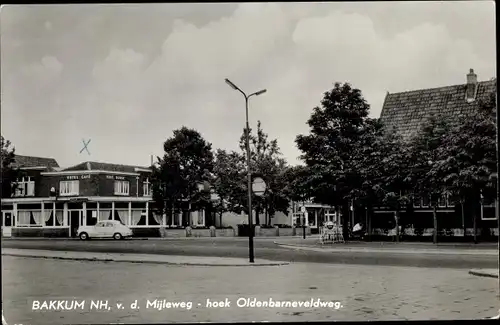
[69,210,82,237]
[2,211,14,237]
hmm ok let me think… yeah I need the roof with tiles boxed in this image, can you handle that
[379,69,497,141]
[12,155,60,169]
[61,161,151,173]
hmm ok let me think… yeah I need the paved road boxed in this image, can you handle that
[2,238,498,269]
[2,255,498,324]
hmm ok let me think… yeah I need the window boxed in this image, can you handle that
[481,200,497,220]
[143,178,152,196]
[421,195,430,208]
[445,194,453,207]
[12,177,35,197]
[413,194,421,208]
[60,180,79,196]
[192,210,205,227]
[114,180,129,195]
[437,193,447,207]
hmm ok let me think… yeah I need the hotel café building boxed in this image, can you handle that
[0,155,207,238]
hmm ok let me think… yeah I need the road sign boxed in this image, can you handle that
[252,177,266,196]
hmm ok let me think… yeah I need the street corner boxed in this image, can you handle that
[273,238,321,247]
[1,248,290,267]
[469,269,499,279]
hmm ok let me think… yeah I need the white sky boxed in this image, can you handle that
[0,2,496,168]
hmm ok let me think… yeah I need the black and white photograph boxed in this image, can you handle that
[1,1,498,324]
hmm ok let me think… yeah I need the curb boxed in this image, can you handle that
[274,242,498,256]
[1,253,289,267]
[274,241,320,247]
[273,240,499,248]
[468,269,499,279]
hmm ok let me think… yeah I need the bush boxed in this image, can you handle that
[480,227,492,238]
[275,224,292,228]
[437,228,454,237]
[413,228,424,237]
[12,228,69,238]
[131,228,162,237]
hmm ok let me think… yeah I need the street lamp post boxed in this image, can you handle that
[225,78,267,263]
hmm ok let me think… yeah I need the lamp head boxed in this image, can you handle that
[225,78,238,90]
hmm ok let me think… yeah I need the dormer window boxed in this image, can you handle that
[12,177,35,197]
[60,180,79,196]
[143,178,152,196]
[114,180,130,196]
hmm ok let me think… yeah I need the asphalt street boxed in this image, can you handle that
[3,255,499,324]
[2,238,498,269]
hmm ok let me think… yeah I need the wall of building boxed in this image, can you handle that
[38,174,99,197]
[15,171,152,198]
[214,210,291,228]
[97,174,139,197]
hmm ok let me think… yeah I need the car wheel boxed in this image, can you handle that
[113,233,122,240]
[80,232,88,240]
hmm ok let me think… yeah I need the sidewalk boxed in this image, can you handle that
[275,237,499,249]
[1,236,283,241]
[469,269,499,279]
[274,239,499,256]
[1,248,289,267]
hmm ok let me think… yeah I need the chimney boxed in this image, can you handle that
[150,155,153,167]
[466,68,478,102]
[86,162,91,170]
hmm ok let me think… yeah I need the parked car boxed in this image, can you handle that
[77,220,133,240]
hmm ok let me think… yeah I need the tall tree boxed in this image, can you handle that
[349,118,410,240]
[1,136,19,199]
[151,127,214,226]
[212,149,246,226]
[295,82,371,237]
[238,121,289,225]
[408,114,452,244]
[436,92,497,242]
[282,165,313,203]
[372,130,413,242]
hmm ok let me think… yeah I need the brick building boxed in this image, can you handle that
[1,156,207,237]
[372,69,498,237]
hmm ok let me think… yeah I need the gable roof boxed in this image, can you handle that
[12,155,59,169]
[61,161,151,173]
[380,76,496,141]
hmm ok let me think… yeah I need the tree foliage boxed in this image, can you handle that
[295,82,372,231]
[238,121,289,224]
[1,135,18,199]
[408,114,452,205]
[348,118,410,212]
[212,149,246,222]
[151,127,214,224]
[437,93,497,203]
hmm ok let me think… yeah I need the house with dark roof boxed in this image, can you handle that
[1,157,210,238]
[11,154,60,170]
[371,69,498,239]
[380,69,496,141]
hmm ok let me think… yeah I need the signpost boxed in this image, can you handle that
[300,206,307,239]
[251,177,266,262]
